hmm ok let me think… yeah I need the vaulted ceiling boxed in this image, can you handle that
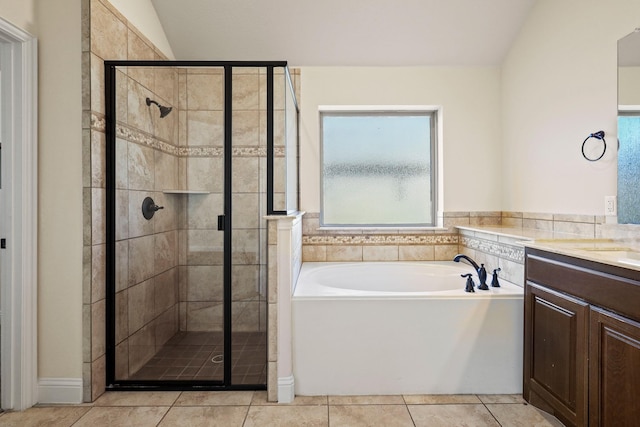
[150,0,537,66]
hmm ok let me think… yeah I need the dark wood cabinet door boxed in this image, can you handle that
[589,307,640,427]
[524,283,589,427]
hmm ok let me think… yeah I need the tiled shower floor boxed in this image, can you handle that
[129,331,266,384]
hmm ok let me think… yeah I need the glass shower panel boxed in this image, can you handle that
[230,67,267,385]
[284,69,299,213]
[112,65,225,383]
[270,67,298,214]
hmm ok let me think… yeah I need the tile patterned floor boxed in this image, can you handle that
[129,331,266,385]
[0,391,566,426]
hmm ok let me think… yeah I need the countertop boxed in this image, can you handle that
[457,225,640,273]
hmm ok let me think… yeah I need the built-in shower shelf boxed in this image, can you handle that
[162,189,211,194]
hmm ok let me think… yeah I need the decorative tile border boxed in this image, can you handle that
[92,112,285,158]
[459,235,524,264]
[302,234,458,246]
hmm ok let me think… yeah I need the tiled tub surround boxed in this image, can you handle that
[302,211,627,288]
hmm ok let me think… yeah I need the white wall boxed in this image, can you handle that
[619,67,640,106]
[0,0,84,384]
[298,67,502,213]
[0,0,35,33]
[35,0,84,380]
[501,0,640,215]
[106,0,174,59]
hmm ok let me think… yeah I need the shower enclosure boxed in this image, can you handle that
[104,61,298,390]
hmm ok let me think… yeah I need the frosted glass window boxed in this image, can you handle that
[321,111,435,226]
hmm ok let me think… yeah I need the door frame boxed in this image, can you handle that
[0,17,38,410]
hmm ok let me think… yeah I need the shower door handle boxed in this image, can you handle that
[217,215,225,231]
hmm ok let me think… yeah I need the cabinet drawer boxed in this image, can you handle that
[526,250,640,322]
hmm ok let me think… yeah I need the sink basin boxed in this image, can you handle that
[580,249,640,267]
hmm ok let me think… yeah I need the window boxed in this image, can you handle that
[320,108,437,227]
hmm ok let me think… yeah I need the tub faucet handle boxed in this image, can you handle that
[461,273,475,293]
[477,264,489,290]
[491,268,501,287]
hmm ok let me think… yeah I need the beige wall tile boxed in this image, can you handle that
[91,244,106,303]
[115,340,129,380]
[128,324,155,374]
[115,289,128,344]
[187,110,224,146]
[363,245,399,261]
[232,265,260,301]
[232,74,260,110]
[155,306,178,348]
[232,157,260,193]
[232,301,261,332]
[184,229,224,266]
[326,245,363,262]
[91,188,106,245]
[154,268,177,316]
[186,265,223,301]
[232,193,260,229]
[187,74,224,111]
[232,111,260,146]
[115,240,129,292]
[553,220,595,237]
[186,157,223,192]
[127,79,154,134]
[90,53,105,115]
[128,192,154,237]
[434,244,459,261]
[187,193,223,229]
[155,151,178,191]
[232,229,260,264]
[127,142,155,190]
[91,0,127,60]
[128,279,154,334]
[91,355,106,401]
[302,245,327,262]
[154,231,177,274]
[115,190,129,240]
[186,302,224,331]
[399,245,435,261]
[155,67,177,106]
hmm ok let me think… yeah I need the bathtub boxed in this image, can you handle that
[292,261,524,396]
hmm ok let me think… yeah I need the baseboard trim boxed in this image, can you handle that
[278,375,295,403]
[38,378,83,404]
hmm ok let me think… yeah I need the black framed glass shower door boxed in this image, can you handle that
[104,61,281,390]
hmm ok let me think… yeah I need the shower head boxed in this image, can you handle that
[146,97,173,118]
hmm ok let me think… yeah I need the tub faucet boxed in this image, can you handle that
[453,254,488,290]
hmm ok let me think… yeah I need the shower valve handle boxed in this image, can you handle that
[142,196,164,220]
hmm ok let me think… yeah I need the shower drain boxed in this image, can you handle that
[211,354,224,364]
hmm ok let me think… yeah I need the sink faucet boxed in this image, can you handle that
[453,254,488,290]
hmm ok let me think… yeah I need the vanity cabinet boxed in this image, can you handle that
[524,248,640,427]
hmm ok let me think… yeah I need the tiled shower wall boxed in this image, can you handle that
[83,0,180,401]
[112,66,181,382]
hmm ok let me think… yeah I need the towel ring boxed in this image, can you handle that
[582,131,606,162]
